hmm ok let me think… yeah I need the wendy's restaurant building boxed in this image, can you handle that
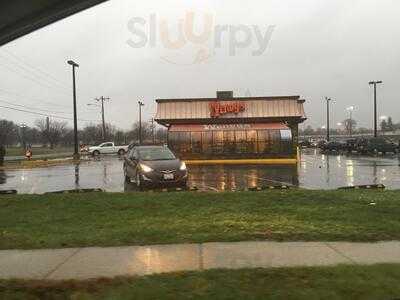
[155,92,307,164]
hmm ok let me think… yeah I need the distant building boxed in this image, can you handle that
[155,91,307,162]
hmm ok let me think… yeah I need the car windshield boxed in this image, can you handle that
[138,148,176,161]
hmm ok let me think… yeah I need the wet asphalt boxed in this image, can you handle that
[1,149,400,194]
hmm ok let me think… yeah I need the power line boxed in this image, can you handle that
[0,98,70,115]
[0,89,100,117]
[0,60,71,97]
[0,104,101,123]
[0,54,70,93]
[0,87,71,109]
[1,49,70,89]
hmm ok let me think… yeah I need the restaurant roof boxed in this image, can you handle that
[155,96,307,125]
[156,95,303,103]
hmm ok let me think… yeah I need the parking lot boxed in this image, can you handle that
[1,149,400,194]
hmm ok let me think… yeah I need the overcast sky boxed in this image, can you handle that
[0,0,399,131]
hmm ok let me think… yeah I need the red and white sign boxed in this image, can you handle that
[209,101,246,118]
[169,123,289,132]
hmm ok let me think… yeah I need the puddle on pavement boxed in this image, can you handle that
[1,150,400,194]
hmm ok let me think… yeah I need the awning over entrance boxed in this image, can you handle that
[169,123,290,132]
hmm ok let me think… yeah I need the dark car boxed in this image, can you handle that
[299,140,312,148]
[123,145,188,188]
[320,140,347,152]
[356,137,398,154]
[344,138,358,153]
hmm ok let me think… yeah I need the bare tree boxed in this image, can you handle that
[0,119,18,146]
[127,122,152,143]
[343,119,357,135]
[35,118,68,149]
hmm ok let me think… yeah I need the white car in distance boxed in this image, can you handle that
[87,142,129,156]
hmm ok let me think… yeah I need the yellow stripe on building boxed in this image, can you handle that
[184,158,298,165]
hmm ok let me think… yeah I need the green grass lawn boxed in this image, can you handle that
[1,264,400,299]
[1,190,400,250]
[5,147,73,157]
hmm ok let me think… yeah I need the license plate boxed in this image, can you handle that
[163,173,174,180]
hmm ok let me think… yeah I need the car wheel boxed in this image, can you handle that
[93,150,100,156]
[118,149,126,156]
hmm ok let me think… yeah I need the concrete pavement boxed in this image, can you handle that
[1,241,400,280]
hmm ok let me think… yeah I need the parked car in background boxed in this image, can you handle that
[356,137,398,154]
[299,139,312,148]
[87,142,129,156]
[320,140,347,152]
[124,145,188,189]
[344,138,358,153]
[316,139,327,149]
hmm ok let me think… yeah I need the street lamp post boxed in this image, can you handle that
[346,106,354,137]
[138,101,144,145]
[20,123,27,150]
[324,97,333,141]
[369,81,383,137]
[67,60,80,160]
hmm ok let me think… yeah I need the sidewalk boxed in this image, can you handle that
[1,241,400,281]
[4,153,72,162]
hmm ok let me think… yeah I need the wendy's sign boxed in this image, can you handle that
[209,101,246,118]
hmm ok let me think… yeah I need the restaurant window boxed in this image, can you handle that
[212,131,224,154]
[223,131,235,153]
[247,130,257,153]
[235,131,247,154]
[270,130,281,154]
[280,129,293,154]
[257,130,269,153]
[191,132,202,154]
[202,131,213,154]
[169,132,191,154]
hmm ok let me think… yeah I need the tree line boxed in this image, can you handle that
[0,118,167,148]
[300,117,399,136]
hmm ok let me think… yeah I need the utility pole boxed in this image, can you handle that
[325,97,333,141]
[138,101,144,145]
[150,118,156,144]
[94,96,110,141]
[369,81,383,138]
[46,116,50,146]
[67,60,80,160]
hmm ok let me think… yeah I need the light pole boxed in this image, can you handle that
[67,60,80,160]
[324,97,333,141]
[20,123,27,150]
[369,81,383,137]
[346,106,355,137]
[138,101,144,144]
